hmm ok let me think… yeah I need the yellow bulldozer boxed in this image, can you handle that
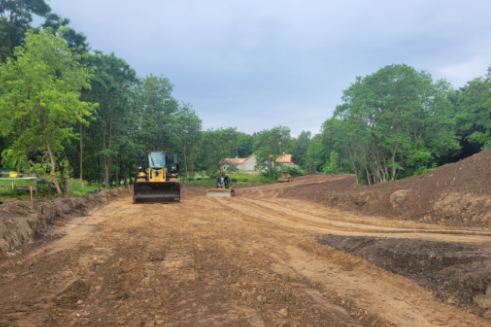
[277,171,293,183]
[133,151,181,204]
[206,175,235,198]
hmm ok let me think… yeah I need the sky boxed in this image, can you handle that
[38,0,491,136]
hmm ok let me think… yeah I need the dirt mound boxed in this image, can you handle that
[0,188,129,259]
[318,235,491,317]
[281,148,491,227]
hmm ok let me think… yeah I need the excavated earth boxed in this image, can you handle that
[0,169,490,326]
[317,235,491,316]
[281,147,491,227]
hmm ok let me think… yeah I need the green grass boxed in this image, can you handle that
[0,177,110,202]
[69,179,108,196]
[179,170,270,188]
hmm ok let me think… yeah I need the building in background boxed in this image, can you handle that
[221,153,297,171]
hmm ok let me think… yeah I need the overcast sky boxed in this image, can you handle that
[40,0,491,136]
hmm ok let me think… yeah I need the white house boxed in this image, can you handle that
[221,152,298,171]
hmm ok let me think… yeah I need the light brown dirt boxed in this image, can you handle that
[0,175,490,326]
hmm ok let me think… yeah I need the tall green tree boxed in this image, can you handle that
[81,51,136,187]
[253,126,292,177]
[455,67,491,151]
[334,64,458,184]
[292,131,311,167]
[0,29,97,192]
[0,0,51,61]
[177,103,202,181]
[304,134,323,173]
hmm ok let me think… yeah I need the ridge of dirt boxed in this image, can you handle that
[0,188,129,259]
[280,148,491,227]
[317,235,491,318]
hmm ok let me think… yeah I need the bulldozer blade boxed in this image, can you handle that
[277,177,287,182]
[206,189,235,198]
[133,182,181,204]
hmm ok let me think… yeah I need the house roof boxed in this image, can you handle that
[276,154,293,163]
[223,157,246,164]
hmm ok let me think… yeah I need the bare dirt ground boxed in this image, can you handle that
[1,175,491,326]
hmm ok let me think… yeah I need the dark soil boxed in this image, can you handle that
[281,148,491,227]
[318,235,491,316]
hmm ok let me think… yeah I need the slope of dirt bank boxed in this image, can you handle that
[281,148,491,227]
[318,235,491,317]
[0,188,129,259]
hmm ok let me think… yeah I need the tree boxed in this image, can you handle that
[304,134,323,174]
[138,74,179,152]
[236,132,255,157]
[177,103,202,183]
[322,151,339,174]
[0,29,97,192]
[292,131,311,167]
[321,118,351,173]
[253,126,291,177]
[81,51,136,187]
[455,67,491,151]
[198,128,235,175]
[0,0,51,62]
[333,64,459,184]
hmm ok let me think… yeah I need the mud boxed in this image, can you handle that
[318,235,491,315]
[0,188,129,259]
[281,148,491,227]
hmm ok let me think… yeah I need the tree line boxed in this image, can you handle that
[1,0,490,190]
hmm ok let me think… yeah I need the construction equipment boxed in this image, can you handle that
[206,175,235,198]
[277,171,293,183]
[133,151,181,204]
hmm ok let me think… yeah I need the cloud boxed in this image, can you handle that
[40,0,491,135]
[440,59,490,87]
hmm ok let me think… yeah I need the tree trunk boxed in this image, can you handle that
[104,160,110,188]
[46,140,62,194]
[79,122,83,183]
[115,152,119,188]
[65,177,70,198]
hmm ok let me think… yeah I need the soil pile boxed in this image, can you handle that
[281,148,491,227]
[0,188,128,258]
[318,235,491,317]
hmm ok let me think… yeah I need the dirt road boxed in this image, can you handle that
[1,175,490,326]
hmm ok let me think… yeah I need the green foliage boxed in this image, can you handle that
[0,29,97,192]
[1,148,25,171]
[333,64,459,184]
[304,135,323,173]
[455,67,491,151]
[0,0,52,62]
[284,166,302,177]
[413,163,437,176]
[292,131,311,167]
[24,161,50,176]
[177,103,202,178]
[253,126,292,178]
[322,151,339,174]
